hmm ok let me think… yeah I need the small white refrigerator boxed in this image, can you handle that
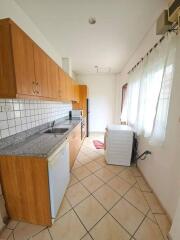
[105,124,133,166]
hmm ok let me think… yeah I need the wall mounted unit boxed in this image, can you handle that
[156,10,172,35]
[168,0,180,23]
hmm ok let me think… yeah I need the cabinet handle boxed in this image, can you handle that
[32,81,36,95]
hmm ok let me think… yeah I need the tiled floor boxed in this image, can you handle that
[0,134,171,240]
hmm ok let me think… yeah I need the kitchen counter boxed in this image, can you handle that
[0,119,81,157]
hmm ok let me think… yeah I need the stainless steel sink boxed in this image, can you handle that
[44,128,69,134]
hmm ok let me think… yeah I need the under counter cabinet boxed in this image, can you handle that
[69,123,82,169]
[0,156,52,226]
[0,18,38,99]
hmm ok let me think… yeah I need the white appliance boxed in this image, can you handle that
[48,140,70,220]
[105,124,133,166]
[71,110,83,118]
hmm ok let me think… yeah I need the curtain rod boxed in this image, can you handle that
[128,35,165,74]
[127,28,178,75]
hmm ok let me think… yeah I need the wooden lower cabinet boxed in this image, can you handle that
[69,123,82,169]
[0,123,84,226]
[0,156,51,226]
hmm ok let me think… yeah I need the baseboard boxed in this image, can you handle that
[137,165,172,223]
[89,131,105,135]
[167,233,173,240]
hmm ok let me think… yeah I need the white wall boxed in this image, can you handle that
[77,74,116,133]
[116,22,180,221]
[170,197,180,240]
[0,0,62,66]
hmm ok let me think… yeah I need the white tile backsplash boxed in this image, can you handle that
[0,99,72,139]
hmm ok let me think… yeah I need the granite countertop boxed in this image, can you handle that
[0,119,81,158]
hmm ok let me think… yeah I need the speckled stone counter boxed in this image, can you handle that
[0,119,80,157]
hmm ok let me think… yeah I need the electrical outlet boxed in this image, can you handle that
[0,105,12,112]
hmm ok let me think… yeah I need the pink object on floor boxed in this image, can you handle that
[93,140,104,149]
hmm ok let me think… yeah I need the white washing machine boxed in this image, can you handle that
[105,124,133,166]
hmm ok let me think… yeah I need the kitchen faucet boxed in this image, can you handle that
[51,120,56,129]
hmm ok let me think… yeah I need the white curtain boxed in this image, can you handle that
[121,33,177,145]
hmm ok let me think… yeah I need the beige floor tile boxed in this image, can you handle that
[0,228,12,239]
[134,182,141,190]
[68,174,78,187]
[32,229,51,240]
[110,198,144,235]
[72,159,82,169]
[72,166,91,180]
[13,222,45,240]
[136,177,151,192]
[147,210,156,223]
[108,176,132,196]
[81,233,93,240]
[95,157,107,167]
[105,164,126,174]
[74,195,106,230]
[56,197,72,219]
[119,169,136,185]
[7,220,19,230]
[49,209,87,240]
[66,182,90,207]
[93,185,121,210]
[81,174,104,193]
[130,166,142,177]
[85,161,102,173]
[134,217,164,240]
[95,167,115,182]
[90,213,130,240]
[124,187,149,214]
[77,152,91,165]
[143,192,164,214]
[7,233,14,240]
[154,214,171,240]
[85,151,102,161]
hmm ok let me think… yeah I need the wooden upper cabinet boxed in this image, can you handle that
[11,22,35,96]
[33,44,48,98]
[73,85,87,116]
[46,57,58,99]
[0,20,16,97]
[58,67,67,101]
[74,83,80,102]
[0,18,79,102]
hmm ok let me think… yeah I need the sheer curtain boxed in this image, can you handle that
[121,33,177,145]
[150,35,177,144]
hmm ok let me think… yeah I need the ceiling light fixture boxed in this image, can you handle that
[89,17,96,24]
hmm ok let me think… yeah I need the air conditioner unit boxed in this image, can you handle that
[168,0,180,23]
[156,10,172,35]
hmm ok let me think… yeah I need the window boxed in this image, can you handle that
[121,34,177,145]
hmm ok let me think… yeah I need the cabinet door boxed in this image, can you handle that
[11,23,35,96]
[47,57,58,99]
[74,84,80,102]
[73,85,87,116]
[33,44,48,98]
[69,123,81,169]
[65,75,71,101]
[0,19,16,98]
[58,68,67,100]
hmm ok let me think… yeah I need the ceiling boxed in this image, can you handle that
[15,0,166,74]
